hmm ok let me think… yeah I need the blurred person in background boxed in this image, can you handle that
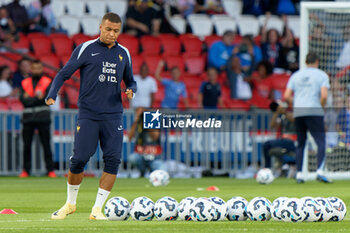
[131,63,157,109]
[19,60,56,178]
[0,7,16,50]
[198,67,224,109]
[248,60,274,100]
[196,0,224,15]
[5,0,32,33]
[128,108,164,177]
[208,30,236,71]
[155,60,189,109]
[0,65,16,99]
[12,58,31,92]
[27,0,56,34]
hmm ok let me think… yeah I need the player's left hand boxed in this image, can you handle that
[125,89,134,100]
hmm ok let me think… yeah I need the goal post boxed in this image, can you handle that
[300,2,350,180]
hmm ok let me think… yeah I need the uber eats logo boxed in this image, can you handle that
[100,61,117,83]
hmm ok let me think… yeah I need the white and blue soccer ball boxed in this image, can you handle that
[271,197,289,221]
[178,197,196,221]
[328,197,347,221]
[104,197,130,221]
[226,197,248,221]
[130,196,154,221]
[279,198,306,222]
[256,168,274,184]
[315,197,334,222]
[301,197,322,222]
[149,170,170,187]
[209,197,227,221]
[245,197,272,221]
[189,198,216,222]
[154,196,178,221]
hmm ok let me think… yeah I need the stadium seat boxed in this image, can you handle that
[80,16,100,36]
[225,99,251,110]
[160,36,181,56]
[204,35,221,49]
[222,0,243,19]
[0,101,9,110]
[58,16,81,36]
[27,32,46,40]
[51,36,73,56]
[38,55,60,78]
[287,15,300,38]
[258,15,284,35]
[85,0,107,17]
[143,56,162,75]
[168,15,187,34]
[7,98,24,111]
[164,56,185,72]
[11,35,30,53]
[106,0,128,19]
[180,35,203,57]
[237,15,260,36]
[140,36,161,55]
[211,15,237,36]
[118,34,139,56]
[0,55,17,71]
[188,14,213,38]
[131,55,143,74]
[184,56,205,75]
[51,0,67,18]
[60,55,71,66]
[30,36,53,56]
[65,0,86,17]
[63,85,79,109]
[71,33,91,46]
[153,85,164,108]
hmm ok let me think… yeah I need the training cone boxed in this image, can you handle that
[206,186,220,191]
[0,209,17,214]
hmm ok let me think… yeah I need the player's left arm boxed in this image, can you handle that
[320,73,330,108]
[123,52,137,100]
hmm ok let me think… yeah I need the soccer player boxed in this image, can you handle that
[284,52,331,183]
[46,13,137,220]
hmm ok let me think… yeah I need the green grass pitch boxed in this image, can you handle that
[0,177,349,233]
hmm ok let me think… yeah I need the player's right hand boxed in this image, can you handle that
[46,98,55,105]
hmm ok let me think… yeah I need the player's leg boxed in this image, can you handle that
[294,117,307,182]
[89,118,123,220]
[20,122,35,177]
[305,116,331,183]
[37,122,55,177]
[51,119,99,220]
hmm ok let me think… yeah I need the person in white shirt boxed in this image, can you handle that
[131,63,157,109]
[0,65,15,98]
[284,52,331,184]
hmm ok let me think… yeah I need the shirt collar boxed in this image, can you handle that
[97,38,117,48]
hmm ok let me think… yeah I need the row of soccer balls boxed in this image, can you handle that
[104,196,347,222]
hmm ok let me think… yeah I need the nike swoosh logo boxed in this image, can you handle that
[91,53,100,56]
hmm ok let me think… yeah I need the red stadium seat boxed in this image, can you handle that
[27,32,46,40]
[153,85,164,108]
[204,35,221,49]
[180,35,203,57]
[118,34,139,56]
[184,56,205,75]
[11,35,30,53]
[0,55,17,71]
[71,33,92,46]
[0,101,9,110]
[51,36,74,56]
[30,37,53,56]
[164,56,185,72]
[160,36,181,56]
[38,55,60,78]
[60,55,71,66]
[131,55,144,74]
[7,98,24,111]
[143,55,162,75]
[140,35,161,55]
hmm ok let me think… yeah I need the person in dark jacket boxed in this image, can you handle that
[19,59,56,178]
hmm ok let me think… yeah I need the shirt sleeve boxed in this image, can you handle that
[123,51,137,94]
[151,78,158,93]
[321,72,330,89]
[162,78,171,86]
[286,75,294,91]
[199,82,205,93]
[46,44,85,100]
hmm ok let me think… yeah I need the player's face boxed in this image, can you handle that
[31,63,43,77]
[99,19,121,46]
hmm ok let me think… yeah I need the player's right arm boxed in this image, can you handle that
[46,45,85,105]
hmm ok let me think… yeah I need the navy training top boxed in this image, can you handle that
[47,38,137,120]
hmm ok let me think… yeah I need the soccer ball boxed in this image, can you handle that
[226,196,248,221]
[104,197,130,221]
[271,197,289,221]
[209,197,227,221]
[189,197,216,222]
[315,197,334,222]
[149,170,170,187]
[256,168,274,184]
[178,197,196,221]
[301,197,322,222]
[130,196,154,221]
[154,196,178,221]
[245,197,272,221]
[328,197,347,221]
[279,198,306,222]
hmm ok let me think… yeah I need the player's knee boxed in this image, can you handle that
[103,156,121,175]
[70,157,87,174]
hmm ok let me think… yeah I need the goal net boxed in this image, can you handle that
[300,2,350,180]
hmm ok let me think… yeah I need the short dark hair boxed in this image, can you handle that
[17,58,31,66]
[32,59,42,65]
[223,30,235,37]
[306,52,319,64]
[102,13,122,24]
[257,60,273,76]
